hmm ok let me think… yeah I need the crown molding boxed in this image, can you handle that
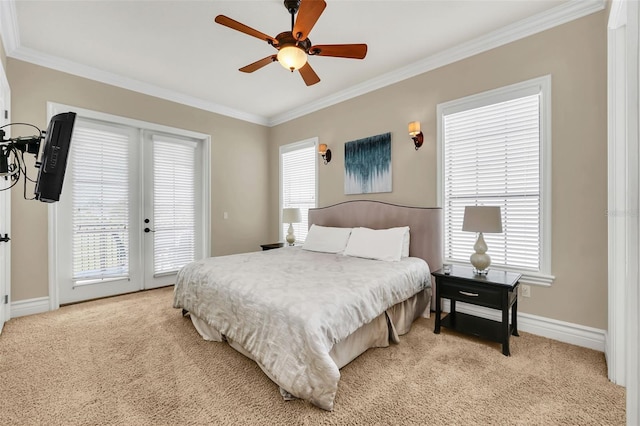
[9,46,269,126]
[1,0,604,128]
[267,0,606,126]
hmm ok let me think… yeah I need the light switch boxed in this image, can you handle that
[223,212,228,220]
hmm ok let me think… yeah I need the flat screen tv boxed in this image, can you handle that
[34,112,76,203]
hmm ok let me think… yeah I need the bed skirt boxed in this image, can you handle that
[187,287,431,400]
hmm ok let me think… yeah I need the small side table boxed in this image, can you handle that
[260,242,285,251]
[432,265,521,356]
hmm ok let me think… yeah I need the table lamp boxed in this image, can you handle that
[462,206,502,274]
[282,207,302,246]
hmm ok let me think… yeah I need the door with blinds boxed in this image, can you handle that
[56,119,142,303]
[55,116,206,304]
[143,133,202,289]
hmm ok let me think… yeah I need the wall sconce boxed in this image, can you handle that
[408,121,424,150]
[318,143,332,164]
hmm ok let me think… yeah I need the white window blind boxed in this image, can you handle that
[72,125,130,283]
[152,137,196,275]
[443,93,542,272]
[281,140,317,242]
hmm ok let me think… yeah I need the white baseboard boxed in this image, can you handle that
[441,300,606,352]
[10,297,50,318]
[9,296,606,351]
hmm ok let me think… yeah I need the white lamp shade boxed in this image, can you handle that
[462,206,502,233]
[277,46,307,71]
[282,207,302,223]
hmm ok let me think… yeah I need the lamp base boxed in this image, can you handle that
[286,223,296,246]
[412,132,424,150]
[470,232,491,274]
[472,266,490,275]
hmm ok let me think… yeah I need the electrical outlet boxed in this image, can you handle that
[521,284,531,298]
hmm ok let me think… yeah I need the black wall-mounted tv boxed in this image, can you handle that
[34,112,76,203]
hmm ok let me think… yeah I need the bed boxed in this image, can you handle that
[173,200,442,411]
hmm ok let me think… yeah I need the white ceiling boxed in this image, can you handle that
[1,0,604,126]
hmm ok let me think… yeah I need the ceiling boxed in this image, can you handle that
[1,1,603,126]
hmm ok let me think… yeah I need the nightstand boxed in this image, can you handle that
[432,265,521,356]
[260,242,285,251]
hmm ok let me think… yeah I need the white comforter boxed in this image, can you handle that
[173,247,431,411]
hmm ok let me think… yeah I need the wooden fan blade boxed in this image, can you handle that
[292,0,327,41]
[239,55,277,73]
[309,44,368,59]
[215,15,278,45]
[299,62,320,86]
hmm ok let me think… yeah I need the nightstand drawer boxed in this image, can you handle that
[439,281,502,309]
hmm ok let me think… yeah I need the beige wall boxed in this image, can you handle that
[7,60,270,301]
[269,12,608,329]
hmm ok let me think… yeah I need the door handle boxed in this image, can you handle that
[144,228,155,233]
[0,234,10,243]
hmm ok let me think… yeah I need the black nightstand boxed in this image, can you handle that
[260,242,285,251]
[432,265,521,356]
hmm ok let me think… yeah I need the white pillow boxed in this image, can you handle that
[302,225,352,254]
[402,227,411,258]
[344,226,410,262]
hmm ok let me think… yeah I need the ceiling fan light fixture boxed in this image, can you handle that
[215,0,365,85]
[277,45,307,71]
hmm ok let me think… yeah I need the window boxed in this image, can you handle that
[438,76,553,285]
[280,138,318,243]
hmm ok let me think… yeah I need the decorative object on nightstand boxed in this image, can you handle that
[432,265,521,356]
[462,205,502,274]
[282,207,301,246]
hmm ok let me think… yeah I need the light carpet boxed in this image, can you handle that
[0,286,625,425]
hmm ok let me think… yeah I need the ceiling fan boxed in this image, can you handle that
[214,0,368,86]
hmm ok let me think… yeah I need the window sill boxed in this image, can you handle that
[518,271,555,286]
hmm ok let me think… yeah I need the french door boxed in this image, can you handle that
[0,179,8,334]
[142,132,204,289]
[0,176,9,334]
[53,110,209,305]
[0,68,10,334]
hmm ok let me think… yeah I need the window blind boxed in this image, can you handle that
[153,138,196,275]
[443,94,541,271]
[72,125,130,283]
[281,142,316,242]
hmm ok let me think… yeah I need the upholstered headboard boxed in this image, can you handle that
[308,200,443,272]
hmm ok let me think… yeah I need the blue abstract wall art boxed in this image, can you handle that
[344,132,392,195]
